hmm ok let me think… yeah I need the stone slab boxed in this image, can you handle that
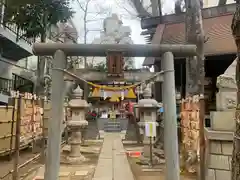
[210,141,222,154]
[210,111,235,131]
[215,169,231,180]
[34,172,71,180]
[205,128,234,141]
[92,133,134,180]
[206,169,216,180]
[221,142,233,155]
[142,168,163,172]
[71,171,89,180]
[75,170,88,176]
[209,154,230,170]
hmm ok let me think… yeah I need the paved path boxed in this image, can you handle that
[93,133,135,180]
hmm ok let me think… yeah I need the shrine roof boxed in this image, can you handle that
[143,14,236,66]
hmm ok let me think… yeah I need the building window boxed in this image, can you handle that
[0,77,12,94]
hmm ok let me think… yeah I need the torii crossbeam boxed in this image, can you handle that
[33,43,197,180]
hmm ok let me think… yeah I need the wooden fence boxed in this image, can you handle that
[0,92,44,156]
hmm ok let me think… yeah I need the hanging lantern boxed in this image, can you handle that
[125,88,137,99]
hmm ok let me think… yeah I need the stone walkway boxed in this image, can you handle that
[93,133,135,180]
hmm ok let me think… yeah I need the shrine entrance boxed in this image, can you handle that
[33,43,197,180]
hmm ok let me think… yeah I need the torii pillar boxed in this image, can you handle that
[32,43,197,180]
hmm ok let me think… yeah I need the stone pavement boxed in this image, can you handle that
[93,133,135,180]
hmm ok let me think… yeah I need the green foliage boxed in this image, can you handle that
[4,0,74,40]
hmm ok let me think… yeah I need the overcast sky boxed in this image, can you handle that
[71,0,175,68]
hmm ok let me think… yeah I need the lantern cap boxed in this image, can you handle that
[73,86,83,98]
[138,85,159,108]
[143,86,151,99]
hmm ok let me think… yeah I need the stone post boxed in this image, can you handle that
[66,86,89,163]
[137,85,159,164]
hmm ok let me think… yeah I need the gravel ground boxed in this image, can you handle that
[124,144,197,180]
[0,148,42,180]
[128,157,197,180]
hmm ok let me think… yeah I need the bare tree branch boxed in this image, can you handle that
[129,0,152,17]
[76,0,87,12]
[115,0,139,18]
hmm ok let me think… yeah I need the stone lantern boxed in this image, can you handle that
[137,85,159,163]
[66,85,89,163]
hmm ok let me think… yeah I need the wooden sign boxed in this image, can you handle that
[107,51,124,78]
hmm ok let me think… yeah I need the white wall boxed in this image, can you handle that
[203,0,235,8]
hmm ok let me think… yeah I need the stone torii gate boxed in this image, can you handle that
[32,43,197,180]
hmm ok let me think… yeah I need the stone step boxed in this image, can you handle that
[105,123,121,126]
[104,125,121,128]
[104,123,122,132]
[105,122,120,125]
[105,126,121,129]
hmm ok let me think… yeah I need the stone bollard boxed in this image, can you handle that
[66,86,89,163]
[137,85,160,165]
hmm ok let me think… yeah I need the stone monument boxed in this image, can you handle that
[205,58,237,180]
[89,14,135,69]
[66,85,89,163]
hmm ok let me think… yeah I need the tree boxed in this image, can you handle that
[230,1,240,180]
[4,0,74,96]
[88,62,107,72]
[76,0,111,67]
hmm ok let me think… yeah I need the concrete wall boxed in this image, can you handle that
[205,111,235,180]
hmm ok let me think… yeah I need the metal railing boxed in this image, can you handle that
[0,2,36,45]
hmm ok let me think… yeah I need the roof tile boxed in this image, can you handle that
[161,14,236,56]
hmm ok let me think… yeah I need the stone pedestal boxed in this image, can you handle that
[67,121,88,163]
[205,128,233,180]
[205,111,235,180]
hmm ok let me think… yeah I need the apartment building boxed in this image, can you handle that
[0,2,78,103]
